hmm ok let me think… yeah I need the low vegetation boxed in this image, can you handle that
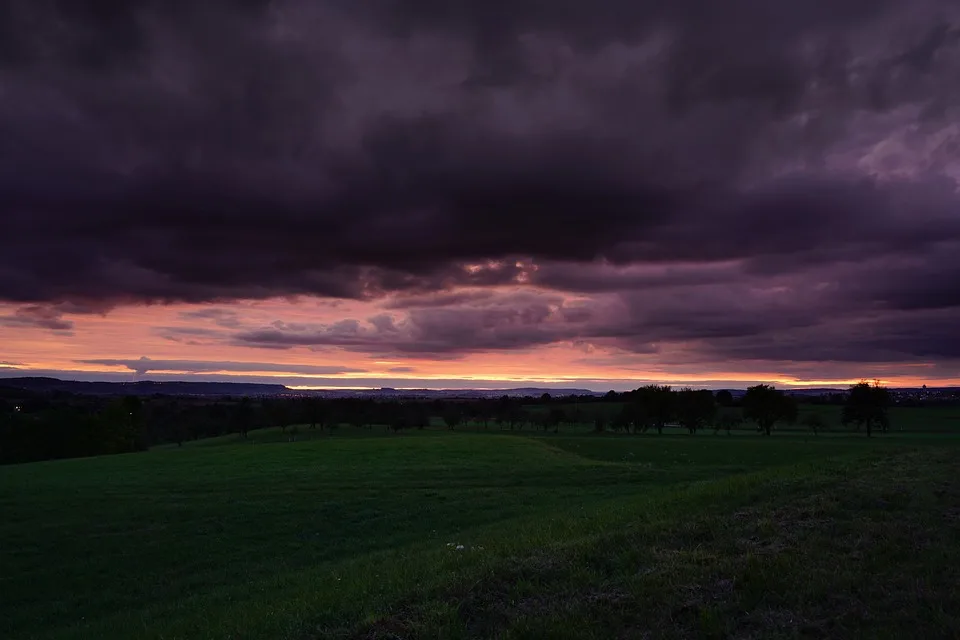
[2,426,958,639]
[1,381,942,465]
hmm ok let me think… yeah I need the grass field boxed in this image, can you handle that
[2,427,959,639]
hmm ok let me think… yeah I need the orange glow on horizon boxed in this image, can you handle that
[1,297,957,390]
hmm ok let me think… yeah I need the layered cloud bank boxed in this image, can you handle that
[1,1,959,385]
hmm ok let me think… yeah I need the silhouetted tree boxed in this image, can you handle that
[569,404,583,426]
[264,399,292,433]
[302,398,328,430]
[842,381,891,437]
[94,398,145,454]
[715,390,734,407]
[389,404,411,433]
[512,407,529,431]
[207,402,229,437]
[443,408,462,430]
[171,409,189,447]
[477,401,493,429]
[533,411,548,431]
[801,413,827,436]
[676,388,716,434]
[593,416,606,433]
[547,407,567,433]
[411,404,429,429]
[742,385,797,436]
[633,385,674,434]
[715,412,741,435]
[235,397,253,438]
[611,406,631,433]
[121,395,145,450]
[348,404,368,430]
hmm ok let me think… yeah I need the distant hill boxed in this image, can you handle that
[2,377,951,399]
[0,377,603,399]
[308,387,605,399]
[0,377,288,397]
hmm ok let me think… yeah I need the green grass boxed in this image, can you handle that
[2,428,959,639]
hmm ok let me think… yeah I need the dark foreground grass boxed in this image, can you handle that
[348,447,960,639]
[1,430,958,639]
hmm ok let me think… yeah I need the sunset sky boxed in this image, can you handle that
[2,0,959,390]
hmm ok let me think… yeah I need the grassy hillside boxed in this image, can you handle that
[2,429,958,639]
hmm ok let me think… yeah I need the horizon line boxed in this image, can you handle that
[1,373,954,392]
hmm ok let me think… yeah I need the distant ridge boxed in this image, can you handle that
[1,377,953,399]
[0,377,288,397]
[313,387,605,399]
[0,377,603,398]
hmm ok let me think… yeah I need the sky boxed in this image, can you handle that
[1,0,960,391]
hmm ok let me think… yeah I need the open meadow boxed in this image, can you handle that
[2,426,960,639]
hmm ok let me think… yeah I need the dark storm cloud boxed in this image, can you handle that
[78,356,366,376]
[597,258,960,364]
[0,306,74,333]
[529,260,754,294]
[234,291,593,355]
[383,290,497,309]
[1,0,960,366]
[227,255,960,366]
[690,309,960,364]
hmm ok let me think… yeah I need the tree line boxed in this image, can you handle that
[0,381,894,465]
[603,381,887,437]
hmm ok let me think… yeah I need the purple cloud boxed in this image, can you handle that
[77,356,366,376]
[177,308,244,328]
[0,0,958,371]
[0,306,74,333]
